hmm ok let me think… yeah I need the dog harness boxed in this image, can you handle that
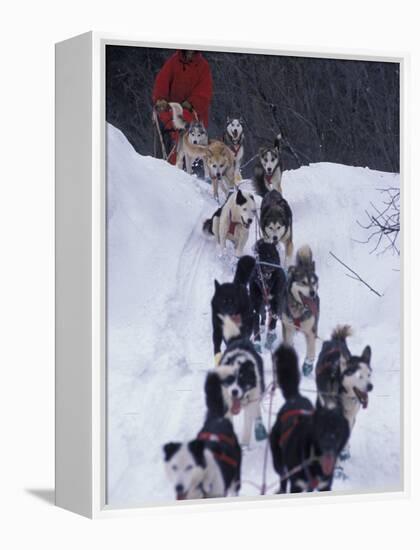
[315,346,341,377]
[230,143,242,158]
[228,210,240,236]
[197,432,239,468]
[277,409,314,448]
[285,300,314,329]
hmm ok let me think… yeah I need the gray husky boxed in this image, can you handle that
[223,117,244,183]
[282,245,320,376]
[253,135,283,196]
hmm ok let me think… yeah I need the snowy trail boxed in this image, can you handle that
[106,124,401,506]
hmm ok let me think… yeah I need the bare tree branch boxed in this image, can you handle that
[329,252,383,297]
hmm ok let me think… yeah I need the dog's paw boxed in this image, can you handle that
[339,448,351,461]
[302,360,314,376]
[265,330,277,350]
[254,341,262,353]
[334,466,349,481]
[254,417,268,441]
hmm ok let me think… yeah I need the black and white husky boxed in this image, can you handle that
[203,189,257,256]
[260,189,294,264]
[316,326,373,457]
[163,371,241,500]
[282,245,320,376]
[216,316,266,447]
[223,117,244,183]
[253,135,284,196]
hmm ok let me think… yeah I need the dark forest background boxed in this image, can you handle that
[106,46,400,175]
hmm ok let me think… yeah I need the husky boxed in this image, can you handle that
[216,316,266,447]
[210,255,255,364]
[316,326,373,458]
[163,371,241,500]
[270,345,350,493]
[253,135,284,196]
[170,102,236,199]
[260,189,293,264]
[249,239,287,352]
[175,119,208,175]
[223,117,244,183]
[282,245,320,376]
[203,189,257,256]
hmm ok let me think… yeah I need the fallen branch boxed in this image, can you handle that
[329,251,383,297]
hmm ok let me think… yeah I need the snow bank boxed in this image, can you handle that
[107,124,400,506]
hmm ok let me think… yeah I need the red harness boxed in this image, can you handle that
[228,211,240,236]
[198,432,239,468]
[231,143,242,158]
[278,409,313,448]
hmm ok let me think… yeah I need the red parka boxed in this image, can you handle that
[152,51,213,127]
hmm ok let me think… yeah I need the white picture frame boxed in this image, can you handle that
[55,31,408,518]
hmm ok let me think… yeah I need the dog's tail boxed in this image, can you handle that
[169,102,188,130]
[233,255,256,285]
[220,315,241,343]
[296,244,314,268]
[205,371,227,418]
[273,345,300,400]
[274,133,283,149]
[296,244,312,264]
[202,218,213,235]
[252,167,268,197]
[331,324,353,341]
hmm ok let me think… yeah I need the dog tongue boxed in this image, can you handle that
[231,398,241,415]
[354,388,369,409]
[321,452,336,476]
[230,314,242,327]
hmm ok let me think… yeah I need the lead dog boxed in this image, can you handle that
[170,102,236,199]
[316,325,373,457]
[163,371,241,500]
[260,189,294,264]
[270,345,350,493]
[203,189,257,256]
[223,117,244,183]
[282,245,320,376]
[216,316,266,446]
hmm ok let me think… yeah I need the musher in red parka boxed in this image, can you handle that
[153,50,213,162]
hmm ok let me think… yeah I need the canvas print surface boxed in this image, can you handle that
[105,45,401,506]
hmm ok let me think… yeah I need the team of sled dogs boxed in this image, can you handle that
[163,103,373,499]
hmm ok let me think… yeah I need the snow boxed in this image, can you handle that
[106,123,401,507]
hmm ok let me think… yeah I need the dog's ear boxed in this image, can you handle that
[226,116,231,124]
[258,147,266,156]
[163,442,181,462]
[188,440,206,468]
[214,279,220,290]
[361,345,371,365]
[239,116,244,124]
[236,189,247,206]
